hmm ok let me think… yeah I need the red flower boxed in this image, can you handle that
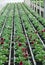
[31,41,34,44]
[18,42,22,46]
[1,38,5,41]
[19,61,23,65]
[22,48,27,52]
[1,42,4,44]
[1,38,4,40]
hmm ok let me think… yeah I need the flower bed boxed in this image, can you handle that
[22,4,45,43]
[14,4,32,65]
[17,3,45,65]
[0,3,45,65]
[0,4,13,65]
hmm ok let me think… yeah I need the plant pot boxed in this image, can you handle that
[31,47,35,50]
[15,54,19,57]
[8,47,10,50]
[15,62,19,65]
[36,61,42,65]
[10,62,14,65]
[3,62,8,65]
[5,54,9,57]
[25,27,28,30]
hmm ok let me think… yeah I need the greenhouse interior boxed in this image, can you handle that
[0,0,45,65]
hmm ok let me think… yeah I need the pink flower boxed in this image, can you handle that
[43,29,45,32]
[42,29,45,32]
[1,38,4,40]
[42,30,44,32]
[23,53,28,58]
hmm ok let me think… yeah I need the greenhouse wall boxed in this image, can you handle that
[24,0,30,7]
[0,0,24,10]
[0,0,6,10]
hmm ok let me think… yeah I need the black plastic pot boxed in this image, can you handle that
[10,62,14,65]
[5,54,9,57]
[36,61,42,65]
[31,47,35,50]
[25,27,28,30]
[3,62,8,65]
[8,47,10,50]
[15,54,19,57]
[15,62,19,65]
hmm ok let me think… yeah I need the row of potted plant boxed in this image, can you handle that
[2,4,12,16]
[23,3,45,27]
[17,3,45,65]
[0,4,12,33]
[0,17,13,65]
[0,16,5,32]
[22,4,45,43]
[0,4,9,15]
[14,4,32,65]
[0,5,13,65]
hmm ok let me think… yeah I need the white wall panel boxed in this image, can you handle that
[0,0,24,10]
[24,0,30,7]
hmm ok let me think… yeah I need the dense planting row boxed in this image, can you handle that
[0,4,14,65]
[31,0,44,8]
[17,3,45,65]
[23,3,45,43]
[23,3,45,26]
[0,3,45,65]
[14,5,32,65]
